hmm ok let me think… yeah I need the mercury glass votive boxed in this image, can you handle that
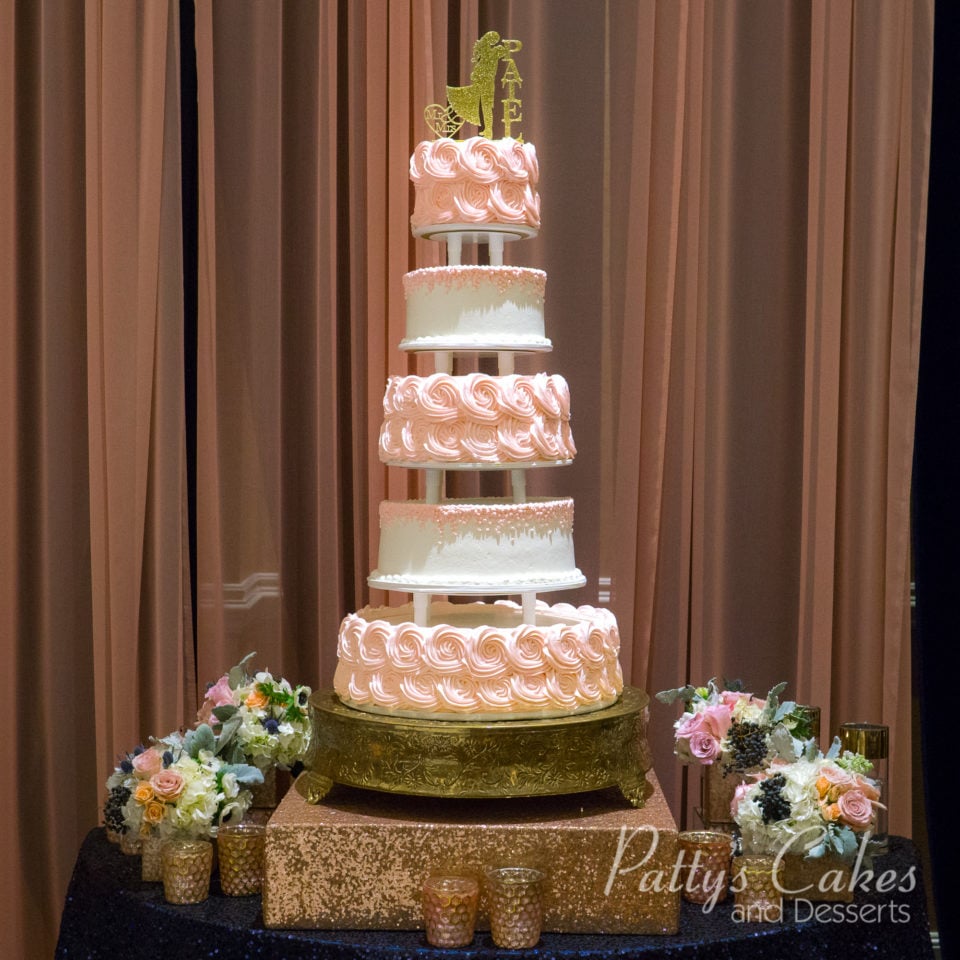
[485,867,545,949]
[119,831,142,856]
[217,820,267,897]
[161,838,214,904]
[140,831,164,882]
[678,831,733,904]
[732,855,782,923]
[421,875,480,947]
[217,822,266,896]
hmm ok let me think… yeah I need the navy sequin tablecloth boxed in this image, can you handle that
[56,828,934,960]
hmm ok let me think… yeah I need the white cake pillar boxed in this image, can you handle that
[521,590,537,624]
[497,351,515,375]
[511,469,527,503]
[434,350,452,374]
[413,592,430,627]
[489,233,505,266]
[446,233,463,266]
[425,468,444,504]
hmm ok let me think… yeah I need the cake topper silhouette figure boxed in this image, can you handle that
[424,31,523,140]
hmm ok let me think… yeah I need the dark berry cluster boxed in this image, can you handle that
[724,720,768,772]
[102,785,131,834]
[757,773,791,824]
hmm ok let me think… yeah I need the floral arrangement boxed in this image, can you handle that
[105,727,262,841]
[732,740,883,860]
[197,652,312,771]
[655,678,815,772]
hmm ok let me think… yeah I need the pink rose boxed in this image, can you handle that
[702,704,733,740]
[836,789,875,830]
[731,780,754,818]
[676,710,709,740]
[720,690,766,713]
[820,763,857,789]
[688,731,722,763]
[149,770,185,802]
[131,748,163,778]
[198,674,237,723]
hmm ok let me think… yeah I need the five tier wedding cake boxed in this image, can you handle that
[332,55,626,724]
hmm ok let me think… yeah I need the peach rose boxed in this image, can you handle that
[837,789,874,830]
[133,782,154,805]
[142,801,166,826]
[245,687,270,710]
[853,774,881,802]
[820,801,842,822]
[132,748,163,778]
[149,769,185,801]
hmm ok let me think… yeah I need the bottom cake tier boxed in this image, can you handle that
[263,772,679,934]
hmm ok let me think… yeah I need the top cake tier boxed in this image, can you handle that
[410,137,540,240]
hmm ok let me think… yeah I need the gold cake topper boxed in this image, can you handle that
[424,31,524,140]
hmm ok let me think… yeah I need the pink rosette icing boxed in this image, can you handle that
[438,676,480,710]
[422,628,469,674]
[410,137,541,230]
[334,600,623,718]
[477,677,515,710]
[379,372,575,465]
[400,673,440,709]
[385,624,424,672]
[465,628,512,678]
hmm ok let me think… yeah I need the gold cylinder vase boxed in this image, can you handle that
[732,855,782,923]
[141,832,164,882]
[217,822,266,896]
[700,762,743,828]
[162,838,213,904]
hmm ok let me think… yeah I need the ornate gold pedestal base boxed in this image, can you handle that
[264,772,679,933]
[296,687,652,806]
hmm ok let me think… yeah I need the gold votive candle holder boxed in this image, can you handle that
[421,875,480,948]
[485,867,545,950]
[678,830,733,904]
[733,855,782,922]
[119,831,142,856]
[217,822,266,896]
[161,838,213,904]
[141,832,164,882]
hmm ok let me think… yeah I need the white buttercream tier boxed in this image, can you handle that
[368,497,586,594]
[410,137,540,235]
[334,599,624,719]
[400,266,550,353]
[379,372,576,466]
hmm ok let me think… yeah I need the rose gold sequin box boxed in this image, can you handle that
[262,771,679,934]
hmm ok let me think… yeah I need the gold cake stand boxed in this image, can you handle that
[295,686,653,807]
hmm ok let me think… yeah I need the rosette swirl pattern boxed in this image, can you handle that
[380,373,576,464]
[333,601,623,718]
[410,137,541,229]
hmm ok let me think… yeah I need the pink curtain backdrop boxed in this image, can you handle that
[0,2,932,956]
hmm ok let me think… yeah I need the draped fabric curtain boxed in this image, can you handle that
[0,2,932,957]
[1,1,191,956]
